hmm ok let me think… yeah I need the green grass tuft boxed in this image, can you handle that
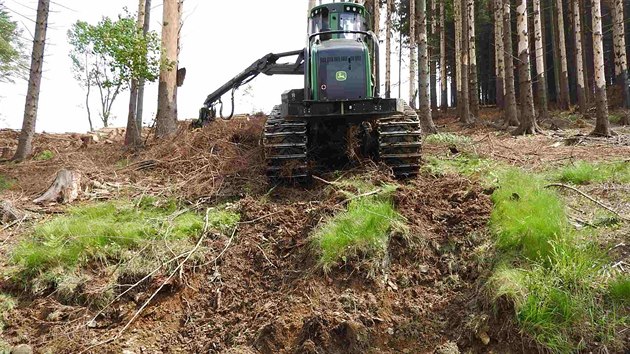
[10,200,205,277]
[424,133,473,146]
[609,277,630,305]
[553,160,630,185]
[423,153,496,178]
[490,169,568,261]
[35,150,54,161]
[0,175,14,192]
[312,180,406,273]
[207,208,240,233]
[488,167,628,352]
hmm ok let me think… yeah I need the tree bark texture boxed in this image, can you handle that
[513,0,538,135]
[418,0,437,133]
[533,0,549,120]
[13,0,50,161]
[385,0,393,98]
[467,0,479,117]
[455,0,462,116]
[156,0,182,138]
[555,0,571,109]
[611,0,630,109]
[409,0,417,108]
[591,0,611,136]
[460,0,472,124]
[494,0,505,109]
[573,0,588,113]
[439,0,448,110]
[502,0,519,126]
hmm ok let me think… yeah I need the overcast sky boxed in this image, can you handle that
[0,0,410,133]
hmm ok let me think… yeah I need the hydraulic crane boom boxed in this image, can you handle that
[198,49,305,123]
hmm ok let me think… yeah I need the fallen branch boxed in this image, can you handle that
[546,183,630,222]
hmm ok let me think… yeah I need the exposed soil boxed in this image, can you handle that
[1,110,628,353]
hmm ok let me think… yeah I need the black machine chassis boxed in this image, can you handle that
[263,94,422,182]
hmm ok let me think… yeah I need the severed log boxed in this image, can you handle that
[34,169,82,204]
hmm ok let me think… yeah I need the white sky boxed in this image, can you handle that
[0,0,411,133]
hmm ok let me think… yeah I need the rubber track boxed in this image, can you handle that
[263,105,310,182]
[377,103,422,178]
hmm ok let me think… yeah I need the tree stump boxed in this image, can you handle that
[0,200,25,223]
[33,169,82,204]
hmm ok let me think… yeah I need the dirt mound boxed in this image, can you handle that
[0,116,546,353]
[3,171,511,353]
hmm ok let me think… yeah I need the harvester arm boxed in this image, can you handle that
[198,49,305,123]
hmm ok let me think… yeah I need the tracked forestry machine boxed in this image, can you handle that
[198,1,421,182]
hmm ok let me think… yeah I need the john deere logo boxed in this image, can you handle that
[336,71,347,81]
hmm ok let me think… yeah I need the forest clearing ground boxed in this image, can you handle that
[0,109,627,353]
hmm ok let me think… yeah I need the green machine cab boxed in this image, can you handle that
[198,1,421,181]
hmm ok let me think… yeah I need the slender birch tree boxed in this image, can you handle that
[124,0,148,148]
[136,0,151,126]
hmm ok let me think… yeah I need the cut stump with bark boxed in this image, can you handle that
[34,169,82,204]
[0,201,25,223]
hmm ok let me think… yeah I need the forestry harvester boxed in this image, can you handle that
[197,1,421,182]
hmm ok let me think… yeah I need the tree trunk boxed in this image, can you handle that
[533,0,549,121]
[467,0,479,118]
[137,0,152,127]
[591,0,611,136]
[418,0,437,133]
[502,0,519,127]
[513,0,538,135]
[580,0,591,104]
[611,0,630,110]
[460,0,472,124]
[13,0,50,161]
[125,0,148,148]
[440,0,448,110]
[571,0,587,113]
[85,52,94,132]
[409,0,417,108]
[430,55,438,110]
[155,0,182,138]
[385,0,393,98]
[555,0,571,109]
[455,0,462,116]
[550,1,561,105]
[494,0,505,109]
[373,0,380,39]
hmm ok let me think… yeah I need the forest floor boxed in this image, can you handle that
[0,109,628,354]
